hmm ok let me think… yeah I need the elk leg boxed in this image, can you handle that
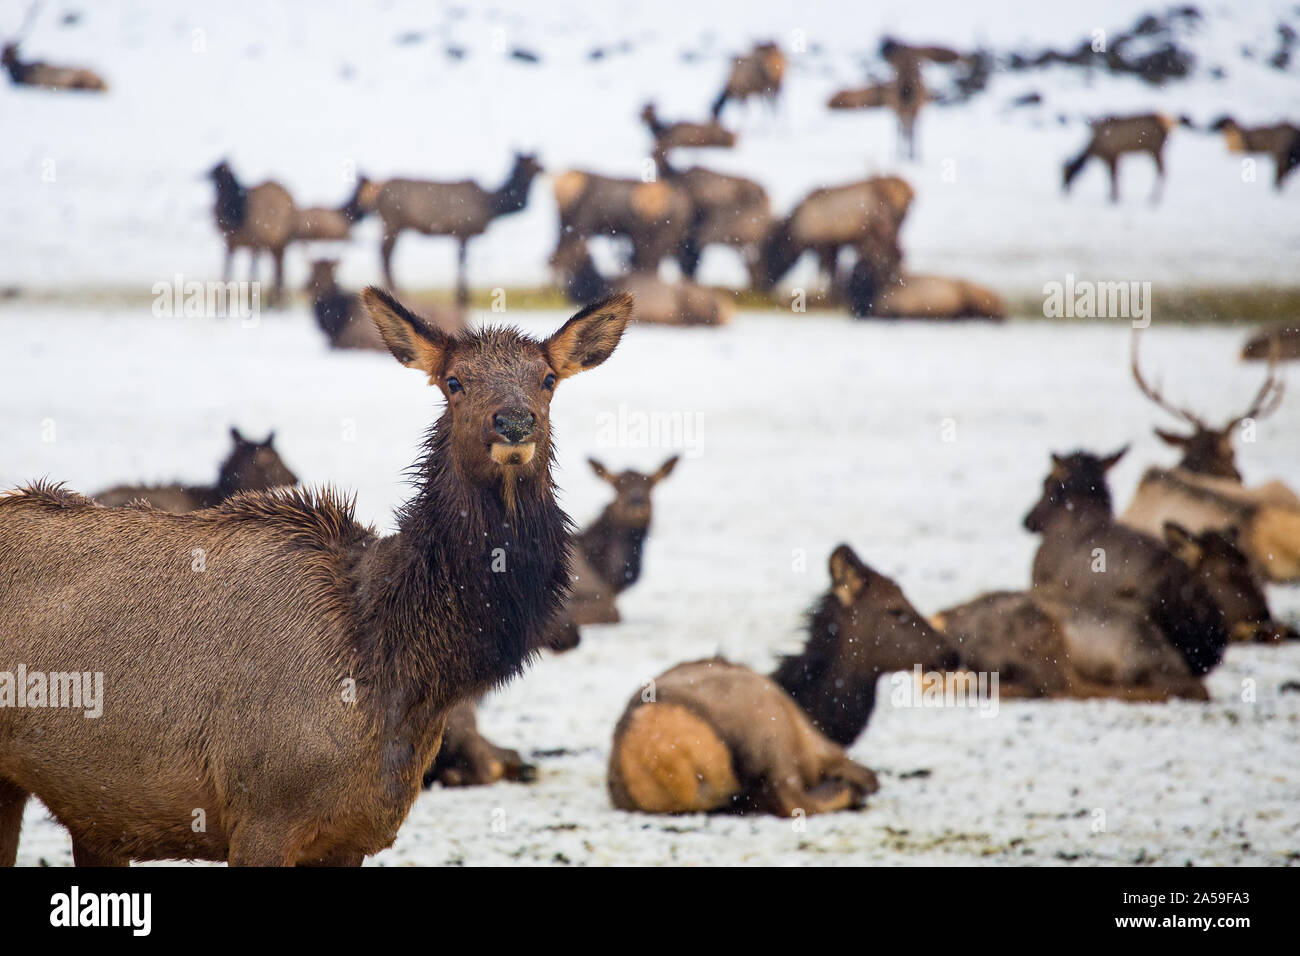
[1108,157,1120,203]
[270,247,285,309]
[771,779,859,817]
[1150,150,1165,205]
[455,239,469,307]
[222,243,234,284]
[380,231,399,290]
[297,850,364,867]
[72,839,128,867]
[0,779,28,867]
[227,819,297,867]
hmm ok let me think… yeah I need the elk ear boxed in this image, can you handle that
[651,455,680,484]
[263,431,276,446]
[544,293,633,381]
[1100,445,1129,471]
[363,287,450,377]
[1163,522,1200,565]
[230,427,246,444]
[1154,428,1187,447]
[828,544,870,607]
[588,458,616,484]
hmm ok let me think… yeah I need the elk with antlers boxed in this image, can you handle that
[1121,332,1300,582]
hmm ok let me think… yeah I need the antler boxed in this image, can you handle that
[1228,333,1285,427]
[1130,329,1208,430]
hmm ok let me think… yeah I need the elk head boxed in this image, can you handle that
[363,287,632,499]
[588,456,679,530]
[304,259,339,296]
[1023,447,1127,532]
[1164,523,1297,643]
[1132,329,1284,481]
[218,428,299,495]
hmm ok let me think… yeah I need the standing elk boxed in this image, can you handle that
[0,289,632,866]
[552,169,693,274]
[607,659,879,817]
[656,158,771,283]
[1062,114,1182,204]
[1210,117,1300,190]
[550,237,731,326]
[376,152,543,303]
[207,160,296,307]
[1024,447,1229,677]
[756,176,913,294]
[93,428,297,511]
[710,41,785,120]
[578,456,679,592]
[1121,333,1300,582]
[293,176,378,243]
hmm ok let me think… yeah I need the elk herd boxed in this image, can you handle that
[3,19,1299,867]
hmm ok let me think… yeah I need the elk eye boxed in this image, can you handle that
[446,376,463,394]
[543,373,556,390]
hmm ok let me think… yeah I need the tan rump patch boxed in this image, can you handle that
[1223,127,1246,153]
[1249,508,1300,582]
[552,171,588,212]
[630,182,672,222]
[612,703,739,813]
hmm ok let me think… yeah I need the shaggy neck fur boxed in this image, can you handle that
[356,417,571,713]
[771,594,880,747]
[580,513,647,590]
[212,168,248,233]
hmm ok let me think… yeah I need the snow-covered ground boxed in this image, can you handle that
[2,0,1299,297]
[3,305,1298,865]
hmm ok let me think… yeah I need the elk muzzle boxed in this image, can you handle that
[490,409,537,465]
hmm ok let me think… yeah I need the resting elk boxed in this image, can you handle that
[1121,333,1300,582]
[0,289,632,866]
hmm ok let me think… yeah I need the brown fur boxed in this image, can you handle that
[1211,118,1300,189]
[608,659,877,817]
[2,42,105,91]
[641,103,736,154]
[1062,113,1176,203]
[293,177,376,242]
[423,701,536,788]
[873,273,1006,320]
[1242,327,1300,362]
[0,289,632,866]
[207,160,297,307]
[661,163,772,283]
[376,153,542,303]
[94,428,298,511]
[710,42,785,119]
[552,171,693,274]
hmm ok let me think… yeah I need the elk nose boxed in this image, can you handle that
[493,410,535,443]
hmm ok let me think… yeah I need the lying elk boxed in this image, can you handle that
[710,41,785,120]
[1062,113,1184,204]
[641,103,736,154]
[1025,447,1229,677]
[772,545,957,745]
[868,272,1006,320]
[607,658,879,817]
[293,176,378,243]
[94,428,298,511]
[207,160,296,307]
[551,237,730,326]
[1121,332,1300,582]
[306,259,386,351]
[0,289,632,866]
[376,152,543,303]
[2,42,105,91]
[1210,117,1300,190]
[423,700,537,788]
[552,169,692,273]
[1242,327,1300,362]
[656,157,772,283]
[757,176,913,293]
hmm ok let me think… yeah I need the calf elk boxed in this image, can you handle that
[1062,113,1182,203]
[94,428,297,511]
[1121,333,1300,582]
[376,152,543,303]
[0,289,632,866]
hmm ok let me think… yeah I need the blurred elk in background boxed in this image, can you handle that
[710,41,785,119]
[1062,113,1181,203]
[2,5,105,92]
[94,428,298,512]
[305,259,386,351]
[656,157,772,283]
[207,160,296,307]
[552,169,692,274]
[423,701,537,789]
[641,102,736,154]
[292,176,378,243]
[376,152,543,303]
[1210,116,1300,190]
[1122,333,1300,582]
